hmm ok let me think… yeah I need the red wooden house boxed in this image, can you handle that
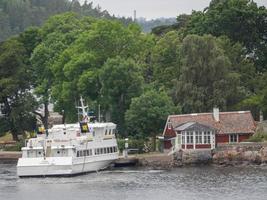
[163,108,256,150]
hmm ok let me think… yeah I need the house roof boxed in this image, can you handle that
[175,122,216,132]
[164,111,256,135]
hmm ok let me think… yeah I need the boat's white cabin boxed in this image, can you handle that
[21,122,118,159]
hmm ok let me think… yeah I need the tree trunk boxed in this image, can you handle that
[152,135,157,152]
[44,101,49,129]
[3,98,19,141]
[10,125,19,141]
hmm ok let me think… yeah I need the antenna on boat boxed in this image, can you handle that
[98,104,101,122]
[77,96,89,122]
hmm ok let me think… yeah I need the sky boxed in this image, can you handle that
[81,0,267,19]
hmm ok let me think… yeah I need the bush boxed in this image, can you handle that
[246,132,267,142]
[3,140,24,151]
[117,138,146,153]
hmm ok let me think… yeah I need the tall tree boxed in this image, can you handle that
[125,89,177,149]
[174,34,241,113]
[186,0,267,72]
[0,38,36,140]
[30,13,85,127]
[99,57,144,134]
[52,19,147,123]
[151,31,182,90]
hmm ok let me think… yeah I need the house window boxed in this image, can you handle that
[196,131,202,144]
[204,132,211,144]
[229,134,238,143]
[167,123,172,129]
[187,132,193,144]
[181,132,185,144]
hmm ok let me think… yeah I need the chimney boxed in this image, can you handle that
[213,107,219,122]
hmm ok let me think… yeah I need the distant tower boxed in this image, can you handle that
[134,10,137,22]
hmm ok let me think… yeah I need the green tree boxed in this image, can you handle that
[30,13,85,126]
[175,34,241,113]
[99,57,144,134]
[186,0,267,72]
[151,31,182,90]
[52,19,147,122]
[0,38,36,140]
[125,89,177,150]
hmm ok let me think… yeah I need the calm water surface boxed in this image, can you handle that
[1,162,267,200]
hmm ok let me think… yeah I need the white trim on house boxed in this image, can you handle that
[178,130,216,150]
[229,134,239,143]
[162,116,170,136]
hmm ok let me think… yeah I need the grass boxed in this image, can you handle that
[0,133,13,142]
[0,132,23,151]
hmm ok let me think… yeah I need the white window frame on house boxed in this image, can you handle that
[229,134,239,143]
[195,131,202,144]
[167,122,172,129]
[181,132,185,144]
[187,131,194,144]
[204,131,211,144]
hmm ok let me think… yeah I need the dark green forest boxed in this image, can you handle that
[0,0,267,141]
[0,0,132,42]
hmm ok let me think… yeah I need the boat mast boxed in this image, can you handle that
[98,104,101,122]
[77,96,89,122]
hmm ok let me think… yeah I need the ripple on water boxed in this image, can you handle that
[1,163,267,200]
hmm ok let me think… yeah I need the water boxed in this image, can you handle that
[1,162,267,200]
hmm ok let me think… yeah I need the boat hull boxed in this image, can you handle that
[17,156,117,177]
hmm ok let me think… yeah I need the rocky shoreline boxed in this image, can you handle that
[138,143,267,169]
[212,143,267,166]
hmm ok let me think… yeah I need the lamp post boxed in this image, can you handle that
[124,138,129,158]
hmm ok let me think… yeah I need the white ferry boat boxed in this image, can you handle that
[17,99,119,177]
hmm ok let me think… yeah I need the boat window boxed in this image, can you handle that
[109,129,111,135]
[104,148,107,154]
[105,129,107,135]
[77,151,80,157]
[107,148,110,153]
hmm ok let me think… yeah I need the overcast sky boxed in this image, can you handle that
[80,0,267,19]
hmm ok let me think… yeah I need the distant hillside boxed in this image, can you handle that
[137,18,177,33]
[0,0,132,41]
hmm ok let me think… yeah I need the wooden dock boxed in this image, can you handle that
[0,151,22,161]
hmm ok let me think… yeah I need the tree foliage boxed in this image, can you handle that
[125,90,177,140]
[100,57,144,134]
[0,0,132,42]
[1,0,267,141]
[0,38,36,140]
